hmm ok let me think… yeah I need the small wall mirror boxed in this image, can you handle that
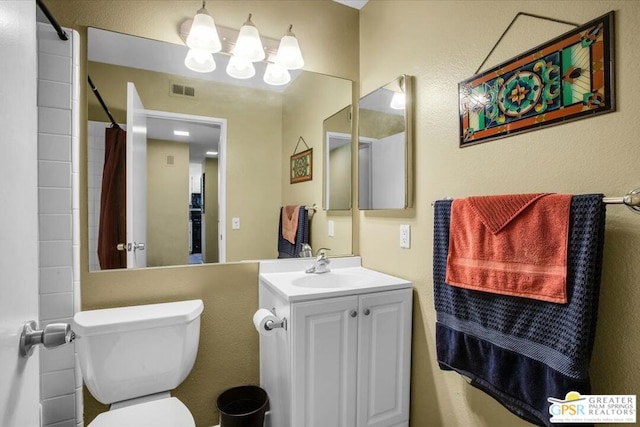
[358,75,413,210]
[323,105,352,210]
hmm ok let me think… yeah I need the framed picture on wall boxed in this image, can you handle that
[290,148,313,184]
[458,11,615,147]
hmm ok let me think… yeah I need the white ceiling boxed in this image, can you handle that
[333,0,369,9]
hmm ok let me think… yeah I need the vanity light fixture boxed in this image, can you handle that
[232,14,265,62]
[183,1,221,73]
[390,76,406,110]
[263,62,291,86]
[180,10,304,84]
[390,92,406,110]
[185,1,222,53]
[184,48,216,73]
[226,55,256,79]
[275,25,304,70]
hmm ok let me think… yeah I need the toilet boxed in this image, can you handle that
[72,299,204,427]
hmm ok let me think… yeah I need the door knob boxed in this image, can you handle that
[20,321,75,358]
[116,243,128,251]
[133,242,145,251]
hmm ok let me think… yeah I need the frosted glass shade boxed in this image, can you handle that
[226,56,256,79]
[184,48,216,73]
[233,18,265,62]
[263,63,291,86]
[390,92,406,110]
[275,33,304,70]
[186,9,222,53]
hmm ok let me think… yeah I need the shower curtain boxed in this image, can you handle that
[97,126,127,269]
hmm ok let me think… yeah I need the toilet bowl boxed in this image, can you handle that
[72,300,204,427]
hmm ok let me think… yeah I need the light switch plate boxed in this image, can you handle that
[328,220,335,237]
[232,217,240,230]
[400,224,411,248]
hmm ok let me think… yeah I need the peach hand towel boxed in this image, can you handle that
[446,193,572,303]
[282,205,302,244]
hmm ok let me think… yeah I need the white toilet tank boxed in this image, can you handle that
[73,300,204,405]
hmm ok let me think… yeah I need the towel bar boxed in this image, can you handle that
[432,187,640,214]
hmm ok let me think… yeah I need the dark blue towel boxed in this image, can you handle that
[278,206,309,258]
[433,195,606,426]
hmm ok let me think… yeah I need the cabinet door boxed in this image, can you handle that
[291,295,358,427]
[357,288,412,427]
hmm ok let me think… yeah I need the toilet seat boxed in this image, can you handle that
[88,397,195,427]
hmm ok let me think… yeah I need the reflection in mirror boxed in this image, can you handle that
[323,105,352,211]
[87,28,353,271]
[358,75,413,210]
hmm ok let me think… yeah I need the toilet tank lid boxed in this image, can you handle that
[72,300,204,336]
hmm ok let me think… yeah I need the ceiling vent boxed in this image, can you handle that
[170,82,195,98]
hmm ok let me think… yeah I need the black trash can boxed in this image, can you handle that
[217,385,269,427]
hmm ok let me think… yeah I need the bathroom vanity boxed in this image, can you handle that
[258,257,412,427]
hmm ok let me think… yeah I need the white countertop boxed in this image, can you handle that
[259,257,412,302]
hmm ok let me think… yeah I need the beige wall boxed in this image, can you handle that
[147,138,190,267]
[359,2,640,426]
[329,143,352,209]
[204,158,219,264]
[48,1,359,425]
[282,71,353,255]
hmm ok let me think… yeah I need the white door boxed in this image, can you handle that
[126,82,147,268]
[291,296,358,427]
[0,1,40,425]
[357,289,412,427]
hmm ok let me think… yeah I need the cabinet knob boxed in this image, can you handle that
[349,310,357,318]
[363,308,370,316]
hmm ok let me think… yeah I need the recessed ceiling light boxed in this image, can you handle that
[174,130,190,136]
[206,151,218,156]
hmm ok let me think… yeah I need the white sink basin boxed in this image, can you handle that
[291,270,373,289]
[259,257,411,301]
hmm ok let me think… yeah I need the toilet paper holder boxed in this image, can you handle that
[265,308,287,331]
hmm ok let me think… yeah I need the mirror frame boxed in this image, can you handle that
[357,74,414,210]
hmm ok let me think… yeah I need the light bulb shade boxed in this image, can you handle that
[186,9,222,53]
[184,48,216,73]
[275,34,304,70]
[263,63,291,86]
[390,92,406,110]
[226,55,256,79]
[233,17,265,62]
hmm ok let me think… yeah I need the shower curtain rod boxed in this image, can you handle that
[87,76,121,130]
[36,0,68,41]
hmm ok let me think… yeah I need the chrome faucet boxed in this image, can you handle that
[305,248,331,274]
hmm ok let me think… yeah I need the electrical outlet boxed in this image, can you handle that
[328,220,335,237]
[232,217,240,230]
[400,224,411,248]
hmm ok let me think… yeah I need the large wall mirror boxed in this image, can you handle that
[87,28,353,271]
[358,75,413,210]
[323,105,352,211]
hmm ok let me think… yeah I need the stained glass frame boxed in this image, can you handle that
[459,11,615,147]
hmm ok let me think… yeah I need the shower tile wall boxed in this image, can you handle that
[37,23,82,427]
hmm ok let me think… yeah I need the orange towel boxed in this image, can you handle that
[282,205,301,244]
[446,193,572,303]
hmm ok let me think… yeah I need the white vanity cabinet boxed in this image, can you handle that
[258,258,412,427]
[291,288,412,427]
